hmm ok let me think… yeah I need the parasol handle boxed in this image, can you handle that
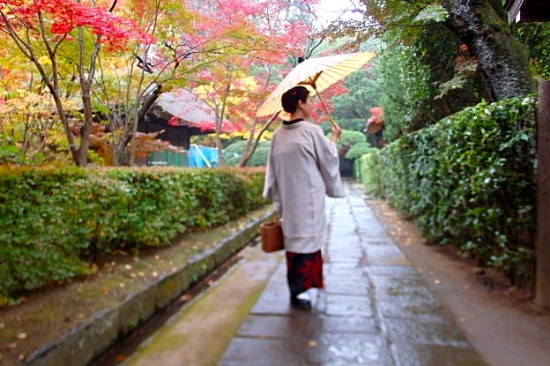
[314,87,340,131]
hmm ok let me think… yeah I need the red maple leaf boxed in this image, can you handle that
[0,0,155,49]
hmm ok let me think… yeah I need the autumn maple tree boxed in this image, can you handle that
[157,0,322,166]
[0,0,154,166]
[83,0,321,166]
[0,0,333,166]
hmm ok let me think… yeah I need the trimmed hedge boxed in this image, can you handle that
[0,167,266,304]
[358,97,537,287]
[357,152,383,196]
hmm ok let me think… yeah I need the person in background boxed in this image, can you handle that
[263,85,345,310]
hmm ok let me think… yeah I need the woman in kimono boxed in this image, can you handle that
[263,85,345,310]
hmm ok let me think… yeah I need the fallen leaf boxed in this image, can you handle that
[180,294,193,301]
[116,354,127,361]
[308,340,318,347]
[17,332,27,339]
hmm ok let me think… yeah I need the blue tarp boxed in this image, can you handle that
[188,145,219,168]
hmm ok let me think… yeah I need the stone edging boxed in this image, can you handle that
[23,211,273,366]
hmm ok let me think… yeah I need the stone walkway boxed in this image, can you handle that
[219,182,486,366]
[123,181,487,366]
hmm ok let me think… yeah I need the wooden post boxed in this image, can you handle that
[536,81,550,311]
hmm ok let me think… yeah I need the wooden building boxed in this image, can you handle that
[505,0,550,22]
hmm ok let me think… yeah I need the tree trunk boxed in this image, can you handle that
[78,82,93,166]
[442,0,534,100]
[77,26,103,167]
[216,78,232,168]
[238,118,259,167]
[115,84,162,166]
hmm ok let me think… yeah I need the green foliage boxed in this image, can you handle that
[0,138,25,165]
[0,167,267,303]
[332,130,366,150]
[413,4,449,24]
[376,2,490,143]
[336,118,369,132]
[357,97,536,287]
[512,22,550,78]
[345,141,376,160]
[224,140,270,167]
[358,151,383,196]
[331,67,384,126]
[379,44,433,141]
[0,167,93,302]
[321,118,372,135]
[0,132,48,166]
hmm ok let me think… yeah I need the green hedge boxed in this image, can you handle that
[0,167,266,304]
[358,97,537,287]
[358,152,383,196]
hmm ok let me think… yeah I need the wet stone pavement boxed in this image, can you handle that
[219,182,486,366]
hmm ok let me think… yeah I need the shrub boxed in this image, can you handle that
[359,96,537,287]
[0,166,267,304]
[358,152,384,196]
[345,142,377,160]
[224,140,270,167]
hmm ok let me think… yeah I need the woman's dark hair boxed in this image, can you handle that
[281,86,310,113]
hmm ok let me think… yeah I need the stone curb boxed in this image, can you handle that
[23,211,274,366]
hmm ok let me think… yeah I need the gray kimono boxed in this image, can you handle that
[263,120,345,253]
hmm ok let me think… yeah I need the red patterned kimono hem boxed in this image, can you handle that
[285,250,324,297]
